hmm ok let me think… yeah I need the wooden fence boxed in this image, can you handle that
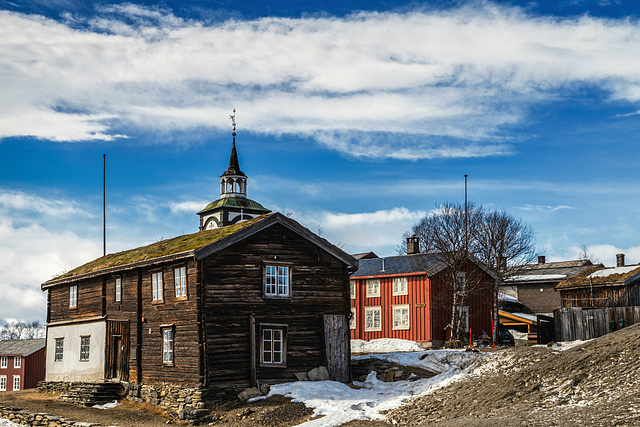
[554,306,640,342]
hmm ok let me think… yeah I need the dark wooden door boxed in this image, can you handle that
[324,314,351,382]
[113,336,123,380]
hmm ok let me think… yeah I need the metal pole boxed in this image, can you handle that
[103,154,106,257]
[464,175,468,255]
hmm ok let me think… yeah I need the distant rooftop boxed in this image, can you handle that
[0,338,45,356]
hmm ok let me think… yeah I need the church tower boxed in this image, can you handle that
[197,110,271,230]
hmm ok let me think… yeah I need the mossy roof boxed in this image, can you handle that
[556,264,640,289]
[44,214,271,287]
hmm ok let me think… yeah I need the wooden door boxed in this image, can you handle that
[323,314,351,383]
[113,336,123,380]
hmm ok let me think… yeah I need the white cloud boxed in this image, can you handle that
[0,188,91,218]
[3,4,640,158]
[516,204,575,212]
[295,207,427,256]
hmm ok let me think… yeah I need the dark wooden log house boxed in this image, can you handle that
[42,213,357,388]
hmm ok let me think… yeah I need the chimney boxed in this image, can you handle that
[407,235,420,255]
[538,256,545,264]
[617,253,625,267]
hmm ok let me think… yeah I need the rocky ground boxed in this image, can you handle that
[386,323,640,426]
[4,324,640,426]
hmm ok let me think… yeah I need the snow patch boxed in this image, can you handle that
[351,338,424,353]
[588,266,639,278]
[92,400,119,409]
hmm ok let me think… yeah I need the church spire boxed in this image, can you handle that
[197,109,271,231]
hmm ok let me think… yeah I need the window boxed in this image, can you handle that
[350,280,356,299]
[261,326,286,366]
[364,306,382,331]
[0,376,5,391]
[152,271,163,301]
[115,277,122,303]
[366,279,380,298]
[0,357,6,368]
[80,336,90,361]
[456,306,470,332]
[393,304,410,330]
[55,339,64,362]
[455,272,466,294]
[13,356,21,369]
[12,375,20,391]
[265,265,290,297]
[350,307,357,329]
[69,285,78,308]
[162,328,174,364]
[393,277,408,296]
[174,266,187,298]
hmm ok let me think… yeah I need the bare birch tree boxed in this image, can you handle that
[401,204,536,342]
[473,210,537,342]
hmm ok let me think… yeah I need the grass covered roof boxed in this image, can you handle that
[556,264,640,289]
[45,214,271,285]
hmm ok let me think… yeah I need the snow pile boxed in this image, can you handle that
[351,338,424,353]
[92,400,119,409]
[0,420,20,427]
[266,348,483,426]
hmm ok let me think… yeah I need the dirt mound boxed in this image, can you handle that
[387,323,640,426]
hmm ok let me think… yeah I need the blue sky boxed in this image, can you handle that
[2,0,640,323]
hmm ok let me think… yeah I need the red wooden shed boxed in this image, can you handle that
[0,338,46,392]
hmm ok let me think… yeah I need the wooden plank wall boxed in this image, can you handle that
[323,314,351,382]
[554,307,608,341]
[105,320,130,381]
[48,277,103,323]
[201,223,351,387]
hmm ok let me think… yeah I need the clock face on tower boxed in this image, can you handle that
[206,221,217,230]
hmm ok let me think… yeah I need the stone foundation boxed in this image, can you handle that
[0,403,95,427]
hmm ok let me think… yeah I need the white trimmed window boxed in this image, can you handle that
[13,356,21,369]
[364,306,382,331]
[261,326,286,366]
[69,285,78,308]
[12,375,20,391]
[174,266,187,298]
[0,357,6,368]
[163,328,174,364]
[456,306,470,332]
[265,265,290,297]
[55,338,64,362]
[350,307,357,329]
[0,376,5,391]
[393,304,410,330]
[350,280,356,299]
[366,279,380,298]
[152,271,163,301]
[115,277,122,302]
[80,336,90,361]
[393,277,408,296]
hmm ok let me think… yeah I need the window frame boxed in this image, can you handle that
[79,336,91,361]
[455,272,466,294]
[0,375,5,391]
[151,270,164,302]
[13,356,21,369]
[259,324,287,367]
[350,307,357,330]
[392,277,408,296]
[456,306,470,333]
[12,375,20,391]
[364,306,382,332]
[162,326,175,365]
[69,284,78,308]
[263,262,292,298]
[0,356,6,369]
[350,280,357,300]
[173,265,187,299]
[392,304,411,330]
[54,338,64,362]
[366,279,380,298]
[115,276,122,303]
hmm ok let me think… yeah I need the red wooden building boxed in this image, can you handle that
[350,251,495,347]
[0,339,46,392]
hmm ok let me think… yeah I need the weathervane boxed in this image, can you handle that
[230,108,236,138]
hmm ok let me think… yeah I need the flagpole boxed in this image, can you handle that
[103,154,106,257]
